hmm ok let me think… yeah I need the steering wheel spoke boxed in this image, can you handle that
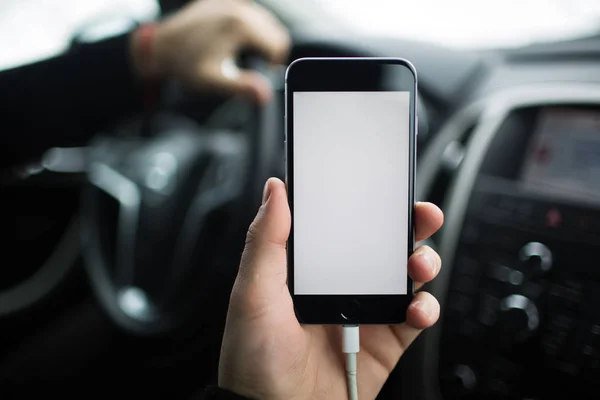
[89,162,141,286]
[83,55,282,335]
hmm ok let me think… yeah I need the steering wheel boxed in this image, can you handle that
[82,58,281,335]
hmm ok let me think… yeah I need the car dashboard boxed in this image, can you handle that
[400,41,600,399]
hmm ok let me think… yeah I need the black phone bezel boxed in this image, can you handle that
[285,57,417,324]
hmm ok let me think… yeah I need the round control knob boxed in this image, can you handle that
[443,364,477,396]
[451,364,477,393]
[519,242,552,274]
[498,294,539,342]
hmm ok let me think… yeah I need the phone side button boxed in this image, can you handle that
[284,140,287,180]
[415,112,419,136]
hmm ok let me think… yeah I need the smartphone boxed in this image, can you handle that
[284,58,417,325]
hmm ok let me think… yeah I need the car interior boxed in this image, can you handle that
[1,0,600,398]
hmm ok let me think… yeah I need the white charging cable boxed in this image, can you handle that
[343,325,360,400]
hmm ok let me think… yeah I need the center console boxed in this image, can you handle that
[408,84,600,400]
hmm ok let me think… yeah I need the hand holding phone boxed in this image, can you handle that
[217,57,443,400]
[219,178,443,400]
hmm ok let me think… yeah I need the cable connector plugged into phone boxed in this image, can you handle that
[343,325,360,400]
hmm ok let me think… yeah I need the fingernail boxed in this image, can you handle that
[411,300,434,319]
[416,247,437,275]
[425,252,437,275]
[262,179,272,204]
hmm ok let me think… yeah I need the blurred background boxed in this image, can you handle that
[1,0,600,71]
[0,0,599,399]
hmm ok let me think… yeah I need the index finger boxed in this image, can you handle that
[415,202,444,242]
[240,2,290,64]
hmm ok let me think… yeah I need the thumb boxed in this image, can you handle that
[237,178,291,289]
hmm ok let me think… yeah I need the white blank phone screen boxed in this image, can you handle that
[293,91,410,295]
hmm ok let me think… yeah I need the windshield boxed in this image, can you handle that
[0,0,159,71]
[2,0,599,72]
[293,0,600,49]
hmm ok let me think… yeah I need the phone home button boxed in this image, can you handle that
[341,299,362,322]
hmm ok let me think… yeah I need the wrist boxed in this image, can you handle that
[130,23,164,81]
